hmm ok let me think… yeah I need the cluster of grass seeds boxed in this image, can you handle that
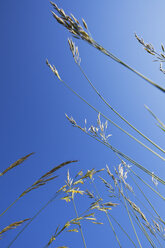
[0,160,77,218]
[2,153,164,247]
[135,33,165,74]
[47,25,165,166]
[65,113,165,186]
[2,2,165,248]
[37,3,165,247]
[50,1,165,92]
[0,219,30,239]
[44,160,165,247]
[0,152,34,176]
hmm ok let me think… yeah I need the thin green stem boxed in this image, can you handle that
[124,189,156,248]
[77,63,165,157]
[53,76,165,185]
[106,212,122,248]
[48,72,165,184]
[81,128,165,185]
[0,197,21,218]
[121,186,142,248]
[72,196,87,248]
[108,213,137,248]
[116,154,165,201]
[129,208,163,248]
[92,180,122,248]
[129,173,165,224]
[7,191,60,248]
[89,38,165,93]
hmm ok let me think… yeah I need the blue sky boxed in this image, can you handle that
[1,1,165,247]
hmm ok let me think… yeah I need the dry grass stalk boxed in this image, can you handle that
[0,153,34,176]
[85,190,94,199]
[20,160,77,197]
[0,218,30,238]
[90,197,117,212]
[50,2,92,44]
[116,164,133,193]
[135,33,165,74]
[46,213,98,247]
[65,113,112,144]
[57,246,69,248]
[126,198,148,223]
[68,38,81,65]
[99,176,114,191]
[50,1,165,95]
[46,59,61,80]
[106,165,118,186]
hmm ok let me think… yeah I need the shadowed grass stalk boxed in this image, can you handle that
[0,160,77,218]
[68,38,165,157]
[50,1,165,93]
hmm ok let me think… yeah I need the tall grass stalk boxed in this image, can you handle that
[76,60,165,157]
[7,191,60,248]
[91,179,122,248]
[108,213,138,248]
[46,60,165,185]
[121,185,142,248]
[50,1,165,93]
[72,196,87,248]
[66,118,165,185]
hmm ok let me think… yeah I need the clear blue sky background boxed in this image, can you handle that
[1,1,165,247]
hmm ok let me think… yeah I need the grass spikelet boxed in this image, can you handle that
[82,169,96,180]
[126,198,148,223]
[102,202,119,207]
[21,160,77,197]
[70,14,80,24]
[0,161,77,218]
[0,152,34,176]
[82,18,88,30]
[50,2,165,92]
[51,11,65,25]
[46,59,62,81]
[57,246,69,248]
[0,218,30,238]
[67,228,79,232]
[73,179,84,185]
[98,176,114,191]
[85,190,94,199]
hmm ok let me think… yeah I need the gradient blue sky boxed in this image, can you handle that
[1,1,165,247]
